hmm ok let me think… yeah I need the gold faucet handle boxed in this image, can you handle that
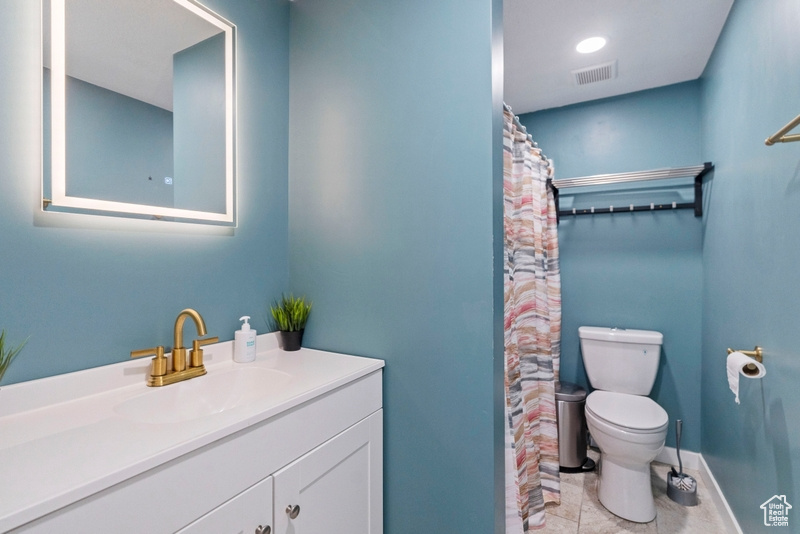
[131,346,167,377]
[190,336,219,367]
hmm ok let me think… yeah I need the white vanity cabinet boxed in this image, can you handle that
[177,410,382,534]
[272,411,382,533]
[6,359,383,534]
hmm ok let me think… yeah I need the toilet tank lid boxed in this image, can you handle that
[579,326,663,345]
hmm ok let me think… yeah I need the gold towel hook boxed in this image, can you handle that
[727,346,763,363]
[766,114,800,145]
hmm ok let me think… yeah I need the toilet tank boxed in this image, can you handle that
[579,326,663,395]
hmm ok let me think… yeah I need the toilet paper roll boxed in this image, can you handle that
[727,351,766,404]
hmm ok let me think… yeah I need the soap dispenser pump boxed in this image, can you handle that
[234,316,257,363]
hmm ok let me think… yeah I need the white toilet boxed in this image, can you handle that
[579,326,669,523]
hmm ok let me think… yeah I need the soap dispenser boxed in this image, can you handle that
[234,316,257,363]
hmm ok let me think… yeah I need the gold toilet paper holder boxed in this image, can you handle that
[727,346,763,375]
[727,346,763,363]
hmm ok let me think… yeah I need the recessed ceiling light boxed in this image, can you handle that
[576,37,607,54]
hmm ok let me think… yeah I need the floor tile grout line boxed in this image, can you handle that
[545,457,729,534]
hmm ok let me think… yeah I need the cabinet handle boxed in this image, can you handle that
[255,525,271,534]
[286,504,301,519]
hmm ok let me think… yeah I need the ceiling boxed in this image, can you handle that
[504,0,734,115]
[57,1,733,116]
[61,0,222,111]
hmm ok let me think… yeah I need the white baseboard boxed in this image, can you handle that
[655,446,701,470]
[654,447,742,534]
[698,454,743,534]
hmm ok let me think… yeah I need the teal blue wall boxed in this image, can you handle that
[288,0,503,532]
[520,82,703,178]
[65,75,175,207]
[43,70,175,208]
[174,33,226,213]
[700,0,800,531]
[519,82,705,451]
[0,0,290,384]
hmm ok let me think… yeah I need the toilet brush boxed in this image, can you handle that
[667,419,698,506]
[675,420,692,490]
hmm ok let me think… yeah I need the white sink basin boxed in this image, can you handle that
[114,367,292,424]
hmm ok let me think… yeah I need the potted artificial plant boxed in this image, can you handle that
[270,294,312,351]
[0,330,27,385]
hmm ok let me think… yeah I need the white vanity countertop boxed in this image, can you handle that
[0,334,384,532]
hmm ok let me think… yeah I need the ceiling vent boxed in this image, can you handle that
[572,60,618,86]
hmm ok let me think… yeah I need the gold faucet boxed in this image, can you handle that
[131,308,219,387]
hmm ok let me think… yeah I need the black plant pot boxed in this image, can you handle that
[278,329,304,351]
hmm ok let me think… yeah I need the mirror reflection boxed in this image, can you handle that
[43,0,236,225]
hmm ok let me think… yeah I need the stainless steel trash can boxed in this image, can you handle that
[555,382,595,472]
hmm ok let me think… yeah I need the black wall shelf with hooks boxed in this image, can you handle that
[549,162,714,221]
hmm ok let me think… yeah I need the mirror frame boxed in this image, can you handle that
[44,0,237,226]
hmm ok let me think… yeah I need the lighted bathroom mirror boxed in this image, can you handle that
[42,0,236,226]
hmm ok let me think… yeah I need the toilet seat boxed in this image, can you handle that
[586,390,668,433]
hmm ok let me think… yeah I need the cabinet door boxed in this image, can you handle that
[273,410,383,534]
[176,476,273,534]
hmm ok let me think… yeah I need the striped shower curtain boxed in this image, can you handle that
[503,106,561,532]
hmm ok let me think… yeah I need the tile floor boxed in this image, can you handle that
[541,450,730,533]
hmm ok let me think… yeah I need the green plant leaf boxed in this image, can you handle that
[0,330,28,383]
[268,294,312,332]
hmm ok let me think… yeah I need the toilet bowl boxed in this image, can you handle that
[585,390,668,522]
[578,326,669,523]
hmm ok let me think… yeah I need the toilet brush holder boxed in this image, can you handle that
[667,470,698,506]
[666,419,698,506]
